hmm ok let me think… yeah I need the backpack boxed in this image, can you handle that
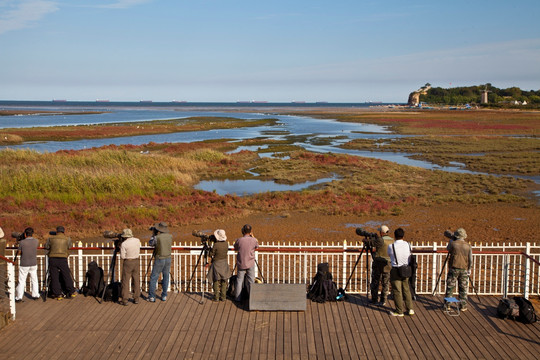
[514,297,538,324]
[103,281,123,302]
[307,263,338,303]
[81,261,105,297]
[497,298,520,320]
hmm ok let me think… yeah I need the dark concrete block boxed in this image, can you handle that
[249,283,307,311]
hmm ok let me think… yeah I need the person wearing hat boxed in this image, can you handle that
[205,229,231,302]
[233,224,259,302]
[444,227,473,311]
[15,227,40,302]
[45,226,77,300]
[119,228,141,306]
[148,222,173,302]
[369,225,394,306]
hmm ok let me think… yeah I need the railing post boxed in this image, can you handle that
[503,254,509,298]
[254,250,259,279]
[304,251,308,285]
[524,242,530,299]
[431,243,438,293]
[77,241,83,288]
[7,261,16,321]
[342,240,347,289]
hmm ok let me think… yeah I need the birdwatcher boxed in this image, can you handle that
[45,226,77,300]
[233,224,259,302]
[119,228,141,306]
[147,222,172,302]
[205,229,231,302]
[444,228,472,311]
[15,227,40,302]
[387,227,414,316]
[369,225,394,306]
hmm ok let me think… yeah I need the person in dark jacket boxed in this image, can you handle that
[45,226,77,300]
[444,228,473,311]
[206,229,231,301]
[368,225,394,306]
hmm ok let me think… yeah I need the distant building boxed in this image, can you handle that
[481,91,489,104]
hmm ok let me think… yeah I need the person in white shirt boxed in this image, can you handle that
[387,228,414,317]
[119,228,141,306]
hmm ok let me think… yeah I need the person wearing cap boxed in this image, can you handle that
[15,227,40,302]
[387,227,414,316]
[369,225,394,306]
[147,222,173,302]
[206,229,231,301]
[444,227,473,311]
[233,224,259,302]
[119,228,141,306]
[45,226,77,300]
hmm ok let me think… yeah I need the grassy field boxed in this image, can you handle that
[285,108,540,135]
[342,136,540,175]
[0,140,535,239]
[1,108,538,240]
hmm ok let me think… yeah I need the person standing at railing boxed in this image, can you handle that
[205,229,231,302]
[233,224,259,302]
[387,227,414,317]
[147,222,172,303]
[45,226,77,300]
[119,229,141,306]
[15,227,40,302]
[369,225,394,306]
[444,228,472,312]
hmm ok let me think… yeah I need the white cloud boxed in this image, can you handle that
[0,0,58,35]
[96,0,152,9]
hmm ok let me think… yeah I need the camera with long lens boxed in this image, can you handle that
[103,230,124,249]
[355,227,378,250]
[192,230,215,247]
[11,232,24,241]
[355,227,377,239]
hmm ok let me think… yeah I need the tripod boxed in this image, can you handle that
[186,242,211,304]
[100,240,119,304]
[42,255,50,302]
[432,252,450,296]
[337,240,373,300]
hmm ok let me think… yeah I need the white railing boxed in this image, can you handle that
[5,241,540,299]
[0,256,17,321]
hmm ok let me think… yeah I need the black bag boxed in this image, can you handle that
[81,261,105,297]
[497,298,520,320]
[103,281,122,302]
[398,265,412,278]
[392,244,413,278]
[307,263,338,303]
[514,296,538,324]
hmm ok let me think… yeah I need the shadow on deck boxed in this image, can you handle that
[1,293,539,359]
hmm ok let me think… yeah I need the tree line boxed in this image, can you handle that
[419,83,540,107]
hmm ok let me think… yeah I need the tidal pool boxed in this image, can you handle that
[194,175,339,196]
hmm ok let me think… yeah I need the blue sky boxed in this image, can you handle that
[1,0,539,102]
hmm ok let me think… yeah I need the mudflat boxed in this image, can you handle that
[171,203,539,245]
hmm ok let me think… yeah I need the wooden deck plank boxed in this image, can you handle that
[162,293,201,359]
[1,295,539,360]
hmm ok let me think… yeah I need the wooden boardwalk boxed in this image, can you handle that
[1,293,539,359]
